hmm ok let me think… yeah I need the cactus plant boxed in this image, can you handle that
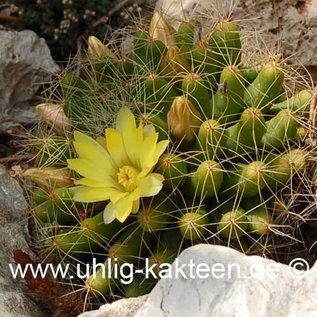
[23,10,316,308]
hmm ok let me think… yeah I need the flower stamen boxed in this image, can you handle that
[117,165,140,192]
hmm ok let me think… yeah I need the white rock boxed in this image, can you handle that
[0,30,59,120]
[134,244,317,317]
[78,295,148,317]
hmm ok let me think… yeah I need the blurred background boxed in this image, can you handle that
[0,0,154,62]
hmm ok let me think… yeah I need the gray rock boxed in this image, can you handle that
[155,0,317,69]
[134,244,317,317]
[78,296,148,317]
[0,165,44,317]
[0,30,59,124]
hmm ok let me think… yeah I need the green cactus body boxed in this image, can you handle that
[137,207,172,232]
[156,153,188,189]
[33,187,77,223]
[246,205,272,235]
[85,226,155,295]
[192,40,218,87]
[178,208,209,240]
[265,149,307,189]
[218,208,248,239]
[212,65,245,122]
[175,21,196,58]
[145,74,178,117]
[225,107,266,155]
[182,72,212,118]
[192,119,227,161]
[155,229,183,254]
[108,227,155,265]
[124,274,156,297]
[92,55,118,83]
[148,249,177,274]
[209,21,242,66]
[61,73,91,113]
[241,68,258,85]
[240,197,272,235]
[137,112,168,140]
[188,160,223,198]
[146,39,168,70]
[296,126,307,140]
[143,192,179,214]
[94,55,134,82]
[28,11,315,302]
[230,238,250,253]
[116,59,135,79]
[85,260,115,296]
[270,89,312,114]
[33,187,50,205]
[134,31,148,65]
[160,46,191,79]
[223,161,268,198]
[133,35,168,71]
[261,109,299,150]
[62,73,107,132]
[50,212,123,258]
[61,73,90,96]
[35,136,72,167]
[238,161,268,197]
[244,61,284,112]
[148,230,181,274]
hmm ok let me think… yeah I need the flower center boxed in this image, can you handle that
[117,165,140,192]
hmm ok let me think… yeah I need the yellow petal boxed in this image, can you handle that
[96,136,107,149]
[116,107,136,133]
[129,187,141,201]
[67,158,116,186]
[116,107,143,168]
[111,191,129,204]
[131,199,140,214]
[75,177,112,188]
[154,140,169,160]
[73,131,116,172]
[73,186,125,203]
[127,125,144,168]
[138,173,164,197]
[143,124,156,137]
[73,186,109,202]
[74,130,103,146]
[73,141,116,177]
[103,202,116,224]
[139,133,159,169]
[105,128,129,167]
[114,196,134,223]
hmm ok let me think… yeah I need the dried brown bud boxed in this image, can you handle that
[149,11,175,48]
[88,36,117,61]
[36,103,71,135]
[24,168,73,189]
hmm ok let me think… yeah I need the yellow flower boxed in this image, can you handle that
[67,107,169,224]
